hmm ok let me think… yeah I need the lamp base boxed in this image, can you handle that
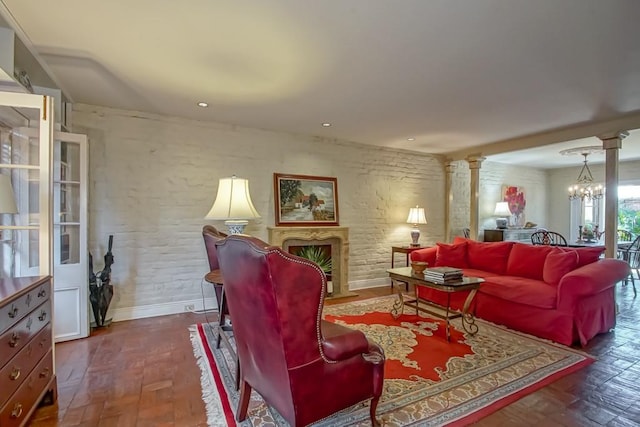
[410,228,420,247]
[224,220,249,234]
[495,218,508,229]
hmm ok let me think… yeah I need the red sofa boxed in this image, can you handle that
[410,237,630,346]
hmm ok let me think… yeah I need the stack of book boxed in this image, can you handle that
[424,266,463,284]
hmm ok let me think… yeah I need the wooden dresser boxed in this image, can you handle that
[0,276,56,427]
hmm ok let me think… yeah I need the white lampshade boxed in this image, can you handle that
[406,206,427,225]
[493,202,511,217]
[0,174,18,214]
[205,175,260,234]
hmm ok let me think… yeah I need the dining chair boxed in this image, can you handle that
[531,230,568,246]
[617,229,633,242]
[620,234,639,297]
[462,227,470,238]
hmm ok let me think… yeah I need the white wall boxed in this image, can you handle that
[449,160,548,240]
[72,104,446,320]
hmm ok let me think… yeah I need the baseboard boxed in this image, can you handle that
[111,297,218,323]
[111,278,389,322]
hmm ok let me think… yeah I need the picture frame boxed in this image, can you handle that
[274,173,339,226]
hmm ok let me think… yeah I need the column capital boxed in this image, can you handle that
[466,155,486,170]
[599,131,629,150]
[445,162,457,173]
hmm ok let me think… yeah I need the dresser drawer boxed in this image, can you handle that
[0,324,52,408]
[0,350,53,427]
[0,283,50,336]
[0,300,51,369]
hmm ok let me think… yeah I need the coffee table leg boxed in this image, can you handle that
[461,289,479,336]
[391,289,404,319]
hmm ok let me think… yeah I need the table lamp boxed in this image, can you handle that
[406,205,427,247]
[205,175,260,234]
[494,202,511,229]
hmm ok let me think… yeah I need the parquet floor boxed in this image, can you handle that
[29,283,639,426]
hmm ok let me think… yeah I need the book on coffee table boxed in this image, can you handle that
[424,266,463,284]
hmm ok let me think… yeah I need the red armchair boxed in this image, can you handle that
[216,235,385,426]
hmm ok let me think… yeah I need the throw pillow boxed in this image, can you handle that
[434,242,468,268]
[561,246,605,267]
[543,249,579,285]
[506,243,553,280]
[466,240,514,275]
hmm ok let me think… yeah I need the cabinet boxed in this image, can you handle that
[484,228,536,244]
[0,276,56,427]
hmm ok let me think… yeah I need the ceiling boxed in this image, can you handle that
[2,0,640,168]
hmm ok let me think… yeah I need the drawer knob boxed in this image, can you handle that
[8,306,18,318]
[10,367,21,381]
[39,310,47,322]
[26,294,32,306]
[38,289,46,298]
[39,367,50,378]
[11,403,23,419]
[9,332,20,347]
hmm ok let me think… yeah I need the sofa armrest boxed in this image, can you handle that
[557,258,630,309]
[320,320,370,361]
[410,247,438,265]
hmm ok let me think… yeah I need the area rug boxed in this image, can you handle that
[190,295,594,426]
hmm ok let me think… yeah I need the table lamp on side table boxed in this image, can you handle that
[205,175,261,234]
[407,205,427,247]
[494,202,511,229]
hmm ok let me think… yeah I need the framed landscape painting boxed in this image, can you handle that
[274,173,339,226]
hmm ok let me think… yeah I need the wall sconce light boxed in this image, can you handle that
[205,175,260,234]
[494,201,511,229]
[406,205,427,247]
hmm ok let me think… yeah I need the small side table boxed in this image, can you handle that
[391,246,427,289]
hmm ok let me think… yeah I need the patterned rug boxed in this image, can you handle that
[190,295,594,426]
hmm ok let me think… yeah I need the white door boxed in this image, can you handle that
[53,132,88,342]
[15,127,89,342]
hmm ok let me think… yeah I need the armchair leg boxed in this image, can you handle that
[236,380,252,422]
[369,396,381,427]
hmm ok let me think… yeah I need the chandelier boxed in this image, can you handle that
[561,147,604,201]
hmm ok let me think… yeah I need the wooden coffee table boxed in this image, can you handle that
[387,267,484,341]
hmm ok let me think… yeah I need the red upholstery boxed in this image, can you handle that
[216,235,385,426]
[435,242,468,268]
[411,240,630,346]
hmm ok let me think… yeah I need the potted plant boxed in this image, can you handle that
[295,245,333,294]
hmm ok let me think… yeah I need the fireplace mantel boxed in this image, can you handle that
[267,226,354,299]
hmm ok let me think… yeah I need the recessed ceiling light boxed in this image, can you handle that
[322,122,331,127]
[197,102,208,107]
[407,137,415,141]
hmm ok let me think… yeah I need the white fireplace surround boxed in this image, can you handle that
[267,226,355,298]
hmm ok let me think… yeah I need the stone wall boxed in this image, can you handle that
[72,104,445,320]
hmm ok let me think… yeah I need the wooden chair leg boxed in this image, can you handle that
[369,396,381,427]
[236,380,252,422]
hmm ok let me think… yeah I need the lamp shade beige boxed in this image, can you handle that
[493,202,511,217]
[0,174,18,214]
[205,175,260,221]
[406,206,427,225]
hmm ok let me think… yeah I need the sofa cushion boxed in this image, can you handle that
[479,276,557,309]
[466,240,514,275]
[435,242,468,268]
[563,246,605,267]
[543,249,579,285]
[506,243,553,280]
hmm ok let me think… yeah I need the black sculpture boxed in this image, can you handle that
[89,235,115,327]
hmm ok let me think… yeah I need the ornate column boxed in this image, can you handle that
[467,156,485,241]
[599,131,628,259]
[444,161,456,242]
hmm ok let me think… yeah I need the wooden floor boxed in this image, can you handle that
[29,282,639,426]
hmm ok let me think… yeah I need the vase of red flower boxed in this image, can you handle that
[504,186,526,227]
